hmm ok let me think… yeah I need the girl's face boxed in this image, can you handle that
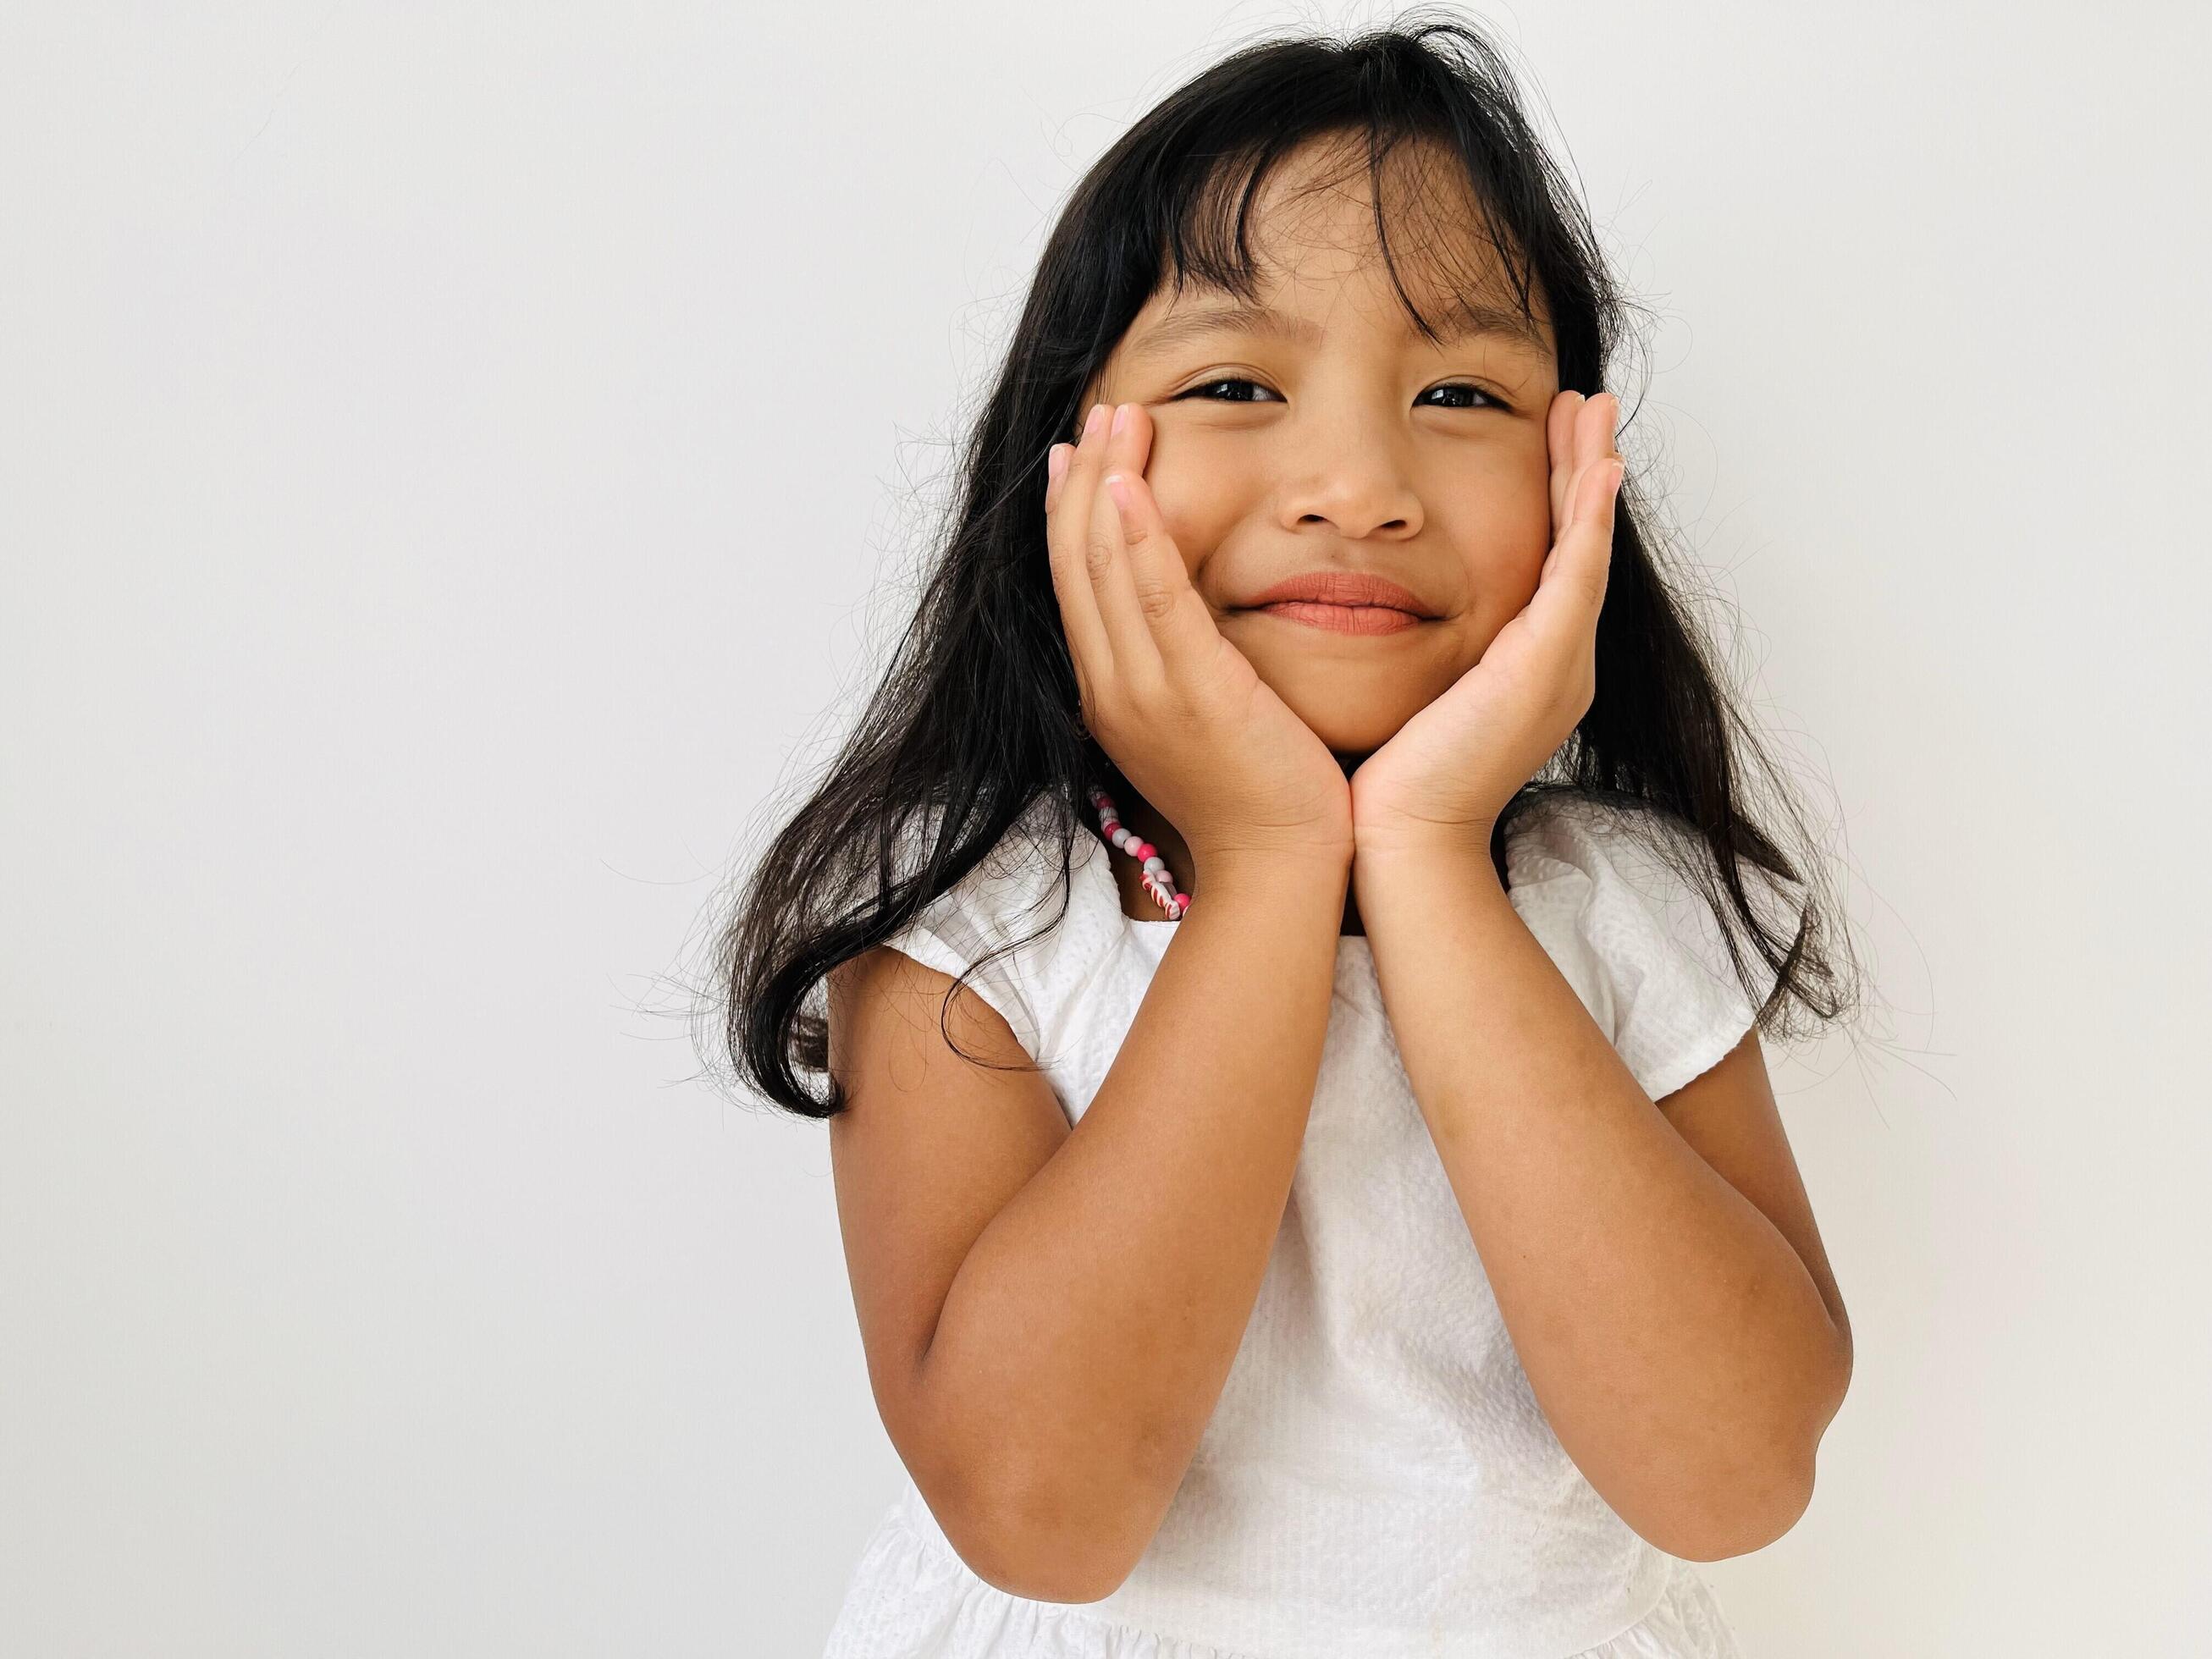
[1078,142,1561,762]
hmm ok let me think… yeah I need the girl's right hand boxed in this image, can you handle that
[1045,400,1354,874]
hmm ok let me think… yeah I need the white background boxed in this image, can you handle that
[4,3,2207,1653]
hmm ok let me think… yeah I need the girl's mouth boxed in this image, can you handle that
[1252,602,1426,636]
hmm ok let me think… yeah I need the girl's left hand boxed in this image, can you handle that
[1348,390,1624,857]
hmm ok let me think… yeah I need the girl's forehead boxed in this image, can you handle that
[1118,249,1553,366]
[1237,136,1509,270]
[1139,153,1542,346]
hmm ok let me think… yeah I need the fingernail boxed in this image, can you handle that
[1084,404,1107,441]
[1111,402,1131,436]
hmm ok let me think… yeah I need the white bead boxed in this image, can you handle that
[1090,778,1185,923]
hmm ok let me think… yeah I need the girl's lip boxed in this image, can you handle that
[1252,601,1425,636]
[1242,570,1437,615]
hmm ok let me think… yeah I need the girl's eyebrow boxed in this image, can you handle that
[1126,294,1551,361]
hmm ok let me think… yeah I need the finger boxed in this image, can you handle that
[1045,404,1117,686]
[1547,389,1583,532]
[1081,404,1167,683]
[1536,449,1623,622]
[1044,440,1069,513]
[1559,391,1621,540]
[1542,389,1594,581]
[1099,430,1217,676]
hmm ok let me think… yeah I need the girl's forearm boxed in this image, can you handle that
[1354,842,1848,1561]
[915,847,1351,1597]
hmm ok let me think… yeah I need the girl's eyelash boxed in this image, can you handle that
[1174,376,1508,411]
[1422,383,1509,412]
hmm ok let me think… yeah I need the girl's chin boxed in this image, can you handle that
[1255,692,1421,757]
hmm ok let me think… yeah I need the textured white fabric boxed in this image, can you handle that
[824,793,1800,1659]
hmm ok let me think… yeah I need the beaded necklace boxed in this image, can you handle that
[1085,782,1189,921]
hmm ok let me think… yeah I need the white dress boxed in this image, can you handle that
[821,792,1803,1659]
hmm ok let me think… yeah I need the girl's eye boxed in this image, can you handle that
[1420,382,1508,412]
[1177,377,1283,404]
[1174,377,1507,411]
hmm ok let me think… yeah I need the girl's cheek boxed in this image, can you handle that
[1149,447,1246,536]
[1458,466,1553,565]
[1150,490,1223,586]
[1161,509,1208,582]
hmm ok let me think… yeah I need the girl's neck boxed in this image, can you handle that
[1100,780,1365,937]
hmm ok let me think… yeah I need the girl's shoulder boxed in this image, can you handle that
[874,792,1123,1063]
[1503,795,1807,1100]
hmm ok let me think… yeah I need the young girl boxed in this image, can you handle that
[715,18,1859,1657]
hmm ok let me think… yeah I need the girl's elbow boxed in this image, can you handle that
[951,1472,1153,1604]
[1654,1454,1818,1562]
[1671,1355,1848,1561]
[956,1537,1133,1605]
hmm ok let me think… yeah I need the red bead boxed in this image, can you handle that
[1134,841,1155,861]
[1174,893,1191,914]
[1102,819,1120,835]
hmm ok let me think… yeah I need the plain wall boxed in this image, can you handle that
[3,3,2206,1653]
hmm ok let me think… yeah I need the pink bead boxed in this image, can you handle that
[1089,780,1187,923]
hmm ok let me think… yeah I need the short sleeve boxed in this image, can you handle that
[1505,801,1803,1100]
[873,800,1076,1061]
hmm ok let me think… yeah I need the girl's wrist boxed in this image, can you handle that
[1188,839,1354,896]
[1352,819,1498,864]
[1351,830,1505,896]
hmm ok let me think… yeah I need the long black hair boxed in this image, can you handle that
[699,13,1862,1121]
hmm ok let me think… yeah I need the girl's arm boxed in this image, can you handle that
[1353,842,1852,1563]
[826,844,1349,1602]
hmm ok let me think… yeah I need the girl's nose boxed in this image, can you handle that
[1274,444,1423,541]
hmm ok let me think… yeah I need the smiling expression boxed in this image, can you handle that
[1078,134,1562,760]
